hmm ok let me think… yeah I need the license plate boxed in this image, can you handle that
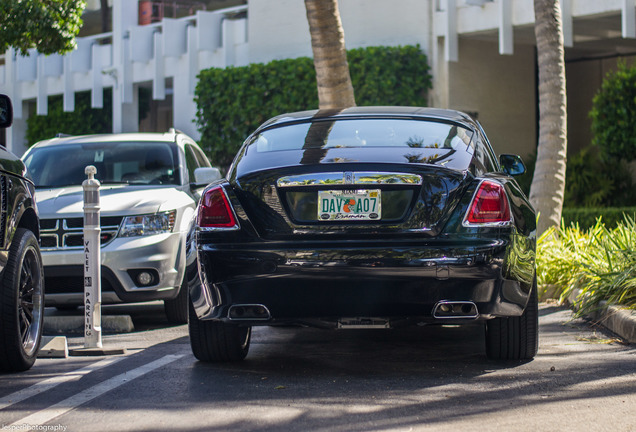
[318,189,381,221]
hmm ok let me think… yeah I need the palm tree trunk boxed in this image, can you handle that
[304,0,356,109]
[530,0,568,235]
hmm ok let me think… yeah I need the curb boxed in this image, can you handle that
[540,285,636,343]
[44,315,135,335]
[592,302,636,343]
[37,336,69,358]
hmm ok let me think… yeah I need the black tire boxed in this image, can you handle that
[485,279,538,360]
[164,278,188,324]
[188,300,251,362]
[0,229,45,372]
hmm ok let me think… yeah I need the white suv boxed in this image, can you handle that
[22,130,220,323]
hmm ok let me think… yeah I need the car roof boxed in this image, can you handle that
[255,106,478,132]
[29,130,187,149]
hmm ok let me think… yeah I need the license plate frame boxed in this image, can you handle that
[317,189,381,221]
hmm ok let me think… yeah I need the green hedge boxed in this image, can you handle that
[26,90,113,145]
[195,45,432,168]
[25,88,152,146]
[562,207,636,229]
[590,61,636,162]
[517,147,636,209]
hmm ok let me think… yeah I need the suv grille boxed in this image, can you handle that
[40,216,124,250]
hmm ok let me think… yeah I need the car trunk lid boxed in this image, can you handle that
[231,163,469,240]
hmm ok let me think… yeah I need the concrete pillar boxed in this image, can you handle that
[172,24,199,140]
[3,48,29,155]
[111,0,139,133]
[8,103,29,156]
[173,73,199,140]
[445,0,458,62]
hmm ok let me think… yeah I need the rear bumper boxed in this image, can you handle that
[193,239,534,325]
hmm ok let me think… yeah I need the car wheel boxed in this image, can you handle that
[485,278,538,360]
[164,278,189,325]
[188,301,251,362]
[0,229,45,372]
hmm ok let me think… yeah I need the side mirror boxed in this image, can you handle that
[193,167,222,187]
[0,94,13,128]
[499,154,526,176]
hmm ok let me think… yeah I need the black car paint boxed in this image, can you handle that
[0,150,40,272]
[191,107,536,327]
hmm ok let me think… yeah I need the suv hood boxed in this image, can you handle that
[35,185,188,219]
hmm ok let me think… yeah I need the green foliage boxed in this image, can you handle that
[519,146,636,208]
[562,207,636,230]
[195,57,318,168]
[26,90,112,145]
[537,216,636,315]
[195,45,432,168]
[564,146,636,207]
[0,0,86,55]
[347,45,430,108]
[590,61,636,162]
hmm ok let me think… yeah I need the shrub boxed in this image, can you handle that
[519,146,636,211]
[590,61,636,162]
[564,146,635,207]
[562,207,636,230]
[195,45,432,168]
[537,216,636,315]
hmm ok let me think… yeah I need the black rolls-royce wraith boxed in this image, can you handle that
[189,107,537,362]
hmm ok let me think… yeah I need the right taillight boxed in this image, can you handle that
[197,185,239,230]
[463,180,511,226]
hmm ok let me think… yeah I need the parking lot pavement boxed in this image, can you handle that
[1,303,633,432]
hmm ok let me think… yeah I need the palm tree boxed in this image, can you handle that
[304,0,356,109]
[530,0,568,235]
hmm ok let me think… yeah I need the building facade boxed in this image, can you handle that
[1,0,635,161]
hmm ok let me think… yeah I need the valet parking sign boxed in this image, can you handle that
[83,166,102,348]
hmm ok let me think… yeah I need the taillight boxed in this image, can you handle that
[197,186,238,229]
[463,180,511,226]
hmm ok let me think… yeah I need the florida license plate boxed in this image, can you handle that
[318,189,381,221]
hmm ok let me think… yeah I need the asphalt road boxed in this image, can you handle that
[1,303,634,432]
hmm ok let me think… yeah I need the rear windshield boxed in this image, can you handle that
[249,118,474,154]
[23,141,180,188]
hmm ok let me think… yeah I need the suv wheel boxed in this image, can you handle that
[0,229,45,372]
[485,278,539,360]
[188,301,251,362]
[164,278,188,324]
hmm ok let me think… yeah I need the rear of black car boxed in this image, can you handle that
[189,107,537,362]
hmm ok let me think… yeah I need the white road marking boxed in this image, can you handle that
[0,357,125,410]
[8,354,185,428]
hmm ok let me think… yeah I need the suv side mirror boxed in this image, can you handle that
[499,154,526,176]
[193,167,222,187]
[0,94,13,128]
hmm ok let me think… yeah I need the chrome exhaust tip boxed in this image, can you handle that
[433,301,479,319]
[228,304,271,320]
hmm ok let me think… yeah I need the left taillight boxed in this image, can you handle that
[463,180,511,226]
[197,185,239,230]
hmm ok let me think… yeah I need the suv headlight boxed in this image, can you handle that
[118,211,176,237]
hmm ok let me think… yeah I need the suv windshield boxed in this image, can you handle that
[24,141,180,187]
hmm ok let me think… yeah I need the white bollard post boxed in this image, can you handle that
[83,165,102,348]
